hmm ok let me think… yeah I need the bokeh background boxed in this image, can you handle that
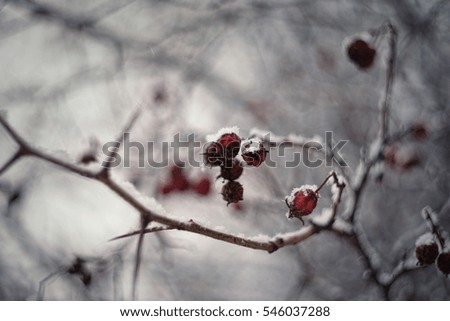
[0,0,449,300]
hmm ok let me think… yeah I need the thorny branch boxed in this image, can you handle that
[0,14,437,299]
[0,114,347,255]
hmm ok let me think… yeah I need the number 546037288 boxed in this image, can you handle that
[262,306,330,317]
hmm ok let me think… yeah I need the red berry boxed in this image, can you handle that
[169,165,190,191]
[220,159,244,181]
[217,133,241,159]
[285,187,318,221]
[79,153,97,164]
[203,142,224,167]
[347,39,376,69]
[222,181,243,205]
[193,177,211,196]
[410,123,427,140]
[437,252,450,277]
[172,175,190,191]
[415,243,439,266]
[160,183,175,195]
[241,140,267,167]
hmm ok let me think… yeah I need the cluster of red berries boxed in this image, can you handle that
[384,145,420,171]
[203,131,268,205]
[415,234,450,277]
[285,186,319,224]
[159,165,211,196]
[347,39,376,70]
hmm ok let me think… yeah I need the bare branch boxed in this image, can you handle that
[109,226,176,241]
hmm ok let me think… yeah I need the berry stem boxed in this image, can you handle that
[315,171,342,193]
[423,208,446,249]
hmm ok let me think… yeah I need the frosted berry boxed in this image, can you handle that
[347,39,376,69]
[285,187,318,221]
[193,177,211,196]
[222,181,243,205]
[437,252,450,277]
[218,133,241,159]
[415,242,439,266]
[220,159,244,181]
[203,142,224,167]
[241,140,267,167]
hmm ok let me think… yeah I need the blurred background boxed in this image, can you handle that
[0,0,449,300]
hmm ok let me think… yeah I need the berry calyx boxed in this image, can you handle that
[437,252,450,277]
[347,39,376,69]
[241,140,267,167]
[217,133,241,159]
[285,186,318,222]
[222,181,244,205]
[219,159,244,181]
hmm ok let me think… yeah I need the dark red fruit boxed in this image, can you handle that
[285,188,318,221]
[193,177,211,196]
[415,242,439,266]
[347,39,376,69]
[222,181,243,205]
[437,252,450,277]
[79,153,97,164]
[410,123,427,140]
[203,142,224,167]
[170,165,190,191]
[220,159,244,181]
[218,133,241,159]
[160,183,175,195]
[241,140,267,167]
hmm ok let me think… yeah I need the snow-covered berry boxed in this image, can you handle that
[218,132,241,159]
[415,244,439,266]
[222,181,243,205]
[241,139,267,167]
[220,159,244,181]
[415,233,439,266]
[347,39,376,69]
[285,186,318,221]
[437,252,450,277]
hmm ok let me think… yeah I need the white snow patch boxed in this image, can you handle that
[110,173,168,216]
[248,234,270,243]
[333,218,353,234]
[415,232,436,246]
[248,128,323,146]
[311,208,333,225]
[285,185,318,204]
[206,126,240,142]
[241,138,262,153]
[421,206,439,227]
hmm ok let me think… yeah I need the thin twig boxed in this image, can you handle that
[423,207,447,249]
[109,226,176,241]
[378,22,397,141]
